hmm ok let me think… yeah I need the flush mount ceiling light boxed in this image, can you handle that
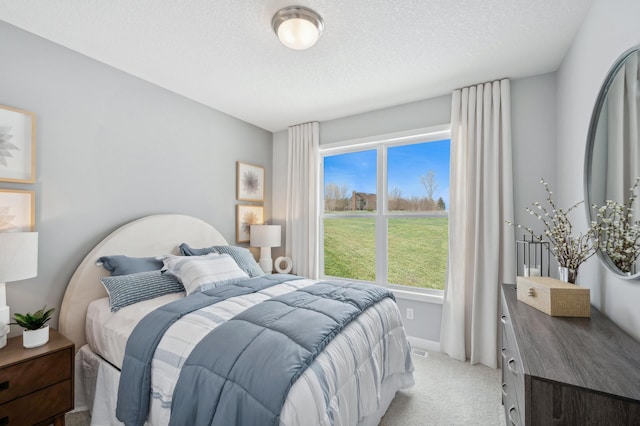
[272,6,324,50]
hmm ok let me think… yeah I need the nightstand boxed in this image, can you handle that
[0,328,74,425]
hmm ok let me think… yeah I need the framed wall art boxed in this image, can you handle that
[0,189,35,231]
[236,204,264,243]
[0,105,36,183]
[236,162,264,202]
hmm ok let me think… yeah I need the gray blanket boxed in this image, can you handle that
[169,280,394,426]
[116,274,302,426]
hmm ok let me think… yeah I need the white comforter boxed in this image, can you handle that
[81,277,414,425]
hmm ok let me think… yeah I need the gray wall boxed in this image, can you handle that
[511,73,558,243]
[556,0,640,340]
[319,96,452,145]
[1,21,272,337]
[272,74,558,344]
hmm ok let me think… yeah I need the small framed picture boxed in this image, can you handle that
[236,162,264,202]
[0,189,35,231]
[236,205,264,243]
[0,105,36,183]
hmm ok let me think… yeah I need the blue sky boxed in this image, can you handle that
[323,139,451,206]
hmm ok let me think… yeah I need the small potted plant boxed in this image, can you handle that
[10,306,55,348]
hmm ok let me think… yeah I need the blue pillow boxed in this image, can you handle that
[178,244,216,256]
[179,244,265,278]
[100,270,184,312]
[98,255,164,276]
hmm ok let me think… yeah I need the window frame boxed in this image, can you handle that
[319,124,451,298]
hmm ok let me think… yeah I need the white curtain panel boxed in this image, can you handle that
[286,122,320,279]
[605,51,640,206]
[440,79,516,369]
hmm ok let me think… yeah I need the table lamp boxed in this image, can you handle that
[0,232,39,332]
[250,225,281,274]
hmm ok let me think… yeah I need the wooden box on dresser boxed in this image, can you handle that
[501,283,640,426]
[0,328,74,426]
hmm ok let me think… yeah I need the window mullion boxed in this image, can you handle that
[318,153,325,278]
[376,145,387,286]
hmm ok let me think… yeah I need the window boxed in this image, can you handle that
[320,127,450,292]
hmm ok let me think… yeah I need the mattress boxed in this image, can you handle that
[82,277,414,425]
[86,292,183,369]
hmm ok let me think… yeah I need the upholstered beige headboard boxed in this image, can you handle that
[58,214,228,351]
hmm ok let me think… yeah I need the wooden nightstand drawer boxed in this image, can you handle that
[0,347,72,404]
[0,329,74,425]
[0,379,72,425]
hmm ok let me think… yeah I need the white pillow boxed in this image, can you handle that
[161,253,249,295]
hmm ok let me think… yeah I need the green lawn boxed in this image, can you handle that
[323,217,448,290]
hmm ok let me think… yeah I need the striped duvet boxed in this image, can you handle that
[88,277,414,425]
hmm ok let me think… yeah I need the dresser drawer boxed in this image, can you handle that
[0,379,72,425]
[502,342,524,424]
[503,353,525,425]
[0,347,72,404]
[502,361,522,426]
[501,317,517,358]
[502,289,525,425]
[501,289,517,350]
[505,402,522,426]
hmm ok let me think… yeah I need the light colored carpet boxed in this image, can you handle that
[381,351,505,426]
[65,409,90,426]
[66,351,505,426]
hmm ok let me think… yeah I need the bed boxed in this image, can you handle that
[59,214,414,425]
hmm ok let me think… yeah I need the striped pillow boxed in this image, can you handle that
[161,253,250,295]
[179,243,265,278]
[100,270,185,312]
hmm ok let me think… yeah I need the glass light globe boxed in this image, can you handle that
[278,17,320,50]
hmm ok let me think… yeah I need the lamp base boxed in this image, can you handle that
[0,305,9,333]
[259,247,273,274]
[0,282,8,332]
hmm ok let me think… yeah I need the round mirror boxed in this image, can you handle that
[585,46,640,279]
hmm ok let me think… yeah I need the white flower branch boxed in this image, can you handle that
[591,178,640,273]
[507,178,599,270]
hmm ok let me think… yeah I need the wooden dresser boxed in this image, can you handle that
[501,283,640,426]
[0,328,74,425]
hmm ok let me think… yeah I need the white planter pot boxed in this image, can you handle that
[23,324,49,348]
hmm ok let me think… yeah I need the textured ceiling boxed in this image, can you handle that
[0,0,593,132]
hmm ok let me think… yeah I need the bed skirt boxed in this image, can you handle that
[75,343,413,426]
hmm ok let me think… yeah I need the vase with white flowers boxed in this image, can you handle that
[591,178,640,275]
[508,179,599,284]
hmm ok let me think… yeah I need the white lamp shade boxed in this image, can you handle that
[250,225,281,248]
[0,232,39,282]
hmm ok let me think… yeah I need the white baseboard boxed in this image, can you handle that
[407,336,440,353]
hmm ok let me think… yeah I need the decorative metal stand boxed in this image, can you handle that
[516,235,550,277]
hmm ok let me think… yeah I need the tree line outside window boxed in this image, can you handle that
[325,169,446,213]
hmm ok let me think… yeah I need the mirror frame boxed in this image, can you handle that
[584,45,640,280]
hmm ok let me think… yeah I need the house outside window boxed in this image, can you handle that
[320,126,451,294]
[352,191,376,211]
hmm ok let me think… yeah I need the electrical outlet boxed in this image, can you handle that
[406,308,414,320]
